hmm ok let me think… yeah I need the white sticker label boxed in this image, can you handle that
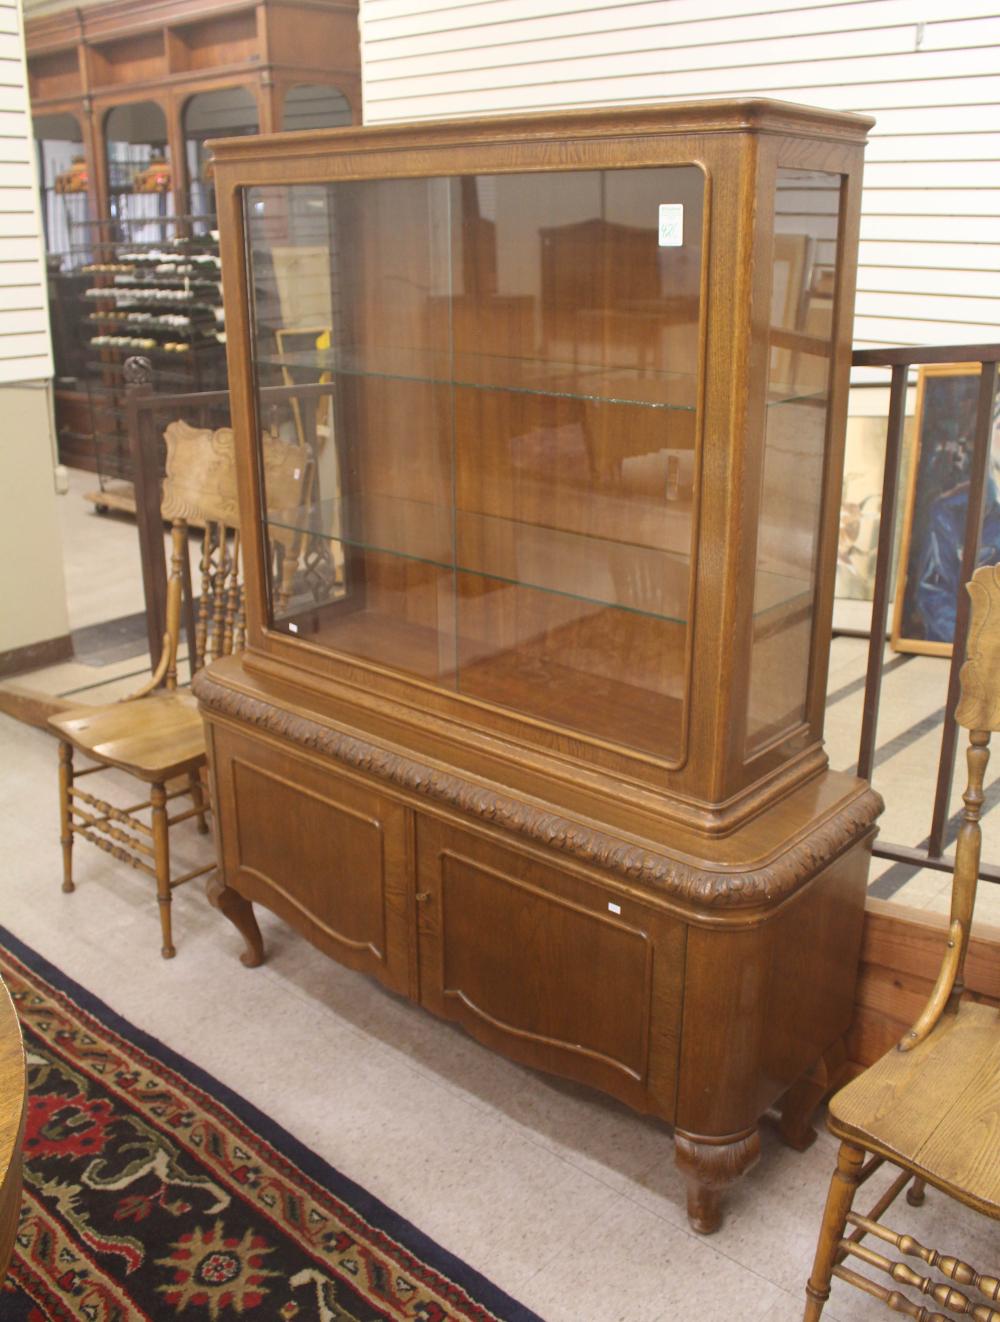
[287,622,299,634]
[608,901,622,915]
[658,203,684,247]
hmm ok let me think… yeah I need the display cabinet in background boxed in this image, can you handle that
[195,100,882,1232]
[26,0,361,475]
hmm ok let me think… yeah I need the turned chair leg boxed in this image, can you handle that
[189,771,210,834]
[150,782,175,959]
[804,1141,865,1321]
[58,741,75,893]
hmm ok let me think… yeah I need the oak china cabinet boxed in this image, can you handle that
[195,99,881,1233]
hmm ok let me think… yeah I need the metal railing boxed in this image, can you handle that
[850,343,1000,884]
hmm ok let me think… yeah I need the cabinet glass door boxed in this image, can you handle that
[243,165,705,759]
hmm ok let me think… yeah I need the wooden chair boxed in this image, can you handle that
[804,561,1000,1322]
[50,418,311,958]
[49,518,216,960]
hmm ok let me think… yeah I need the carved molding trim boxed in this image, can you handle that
[193,670,884,909]
[674,1127,762,1191]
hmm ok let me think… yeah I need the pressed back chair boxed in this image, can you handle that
[803,561,1000,1322]
[50,418,310,958]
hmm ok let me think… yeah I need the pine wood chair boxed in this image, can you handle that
[804,560,1000,1322]
[49,419,310,959]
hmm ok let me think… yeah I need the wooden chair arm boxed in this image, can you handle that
[897,917,964,1052]
[121,633,172,702]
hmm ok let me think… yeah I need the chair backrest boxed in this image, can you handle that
[956,563,1000,736]
[161,419,311,673]
[902,562,1000,1049]
[952,562,1000,983]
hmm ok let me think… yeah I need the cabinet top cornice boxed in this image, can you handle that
[208,98,874,165]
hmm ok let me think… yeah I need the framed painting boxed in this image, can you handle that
[892,363,1000,656]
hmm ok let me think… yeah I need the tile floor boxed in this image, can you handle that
[1,469,998,1321]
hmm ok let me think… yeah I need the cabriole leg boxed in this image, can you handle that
[208,875,264,968]
[779,1038,848,1152]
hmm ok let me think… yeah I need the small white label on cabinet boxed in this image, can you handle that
[608,901,622,915]
[287,622,299,634]
[658,203,684,247]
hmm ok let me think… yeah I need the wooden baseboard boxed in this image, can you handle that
[0,635,73,680]
[848,897,1000,1068]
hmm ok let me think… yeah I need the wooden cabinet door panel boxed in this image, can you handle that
[416,817,683,1118]
[213,728,411,994]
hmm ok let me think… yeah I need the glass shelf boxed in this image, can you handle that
[266,494,810,624]
[259,346,698,412]
[262,347,826,413]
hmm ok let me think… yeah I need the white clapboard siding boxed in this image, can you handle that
[858,266,1000,299]
[0,213,38,238]
[361,0,1000,356]
[364,0,1000,44]
[859,241,1000,271]
[0,0,52,383]
[0,85,27,111]
[861,215,996,243]
[0,307,49,335]
[864,135,1000,163]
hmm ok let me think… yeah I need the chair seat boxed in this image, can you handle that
[48,692,206,782]
[829,999,1000,1218]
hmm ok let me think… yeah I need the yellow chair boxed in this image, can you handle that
[803,562,1000,1322]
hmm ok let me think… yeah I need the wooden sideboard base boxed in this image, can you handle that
[196,660,879,1233]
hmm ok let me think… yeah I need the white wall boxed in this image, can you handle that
[0,0,67,656]
[360,0,1000,359]
[1,0,52,382]
[0,382,69,654]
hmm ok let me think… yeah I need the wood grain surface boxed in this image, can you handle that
[0,975,26,1281]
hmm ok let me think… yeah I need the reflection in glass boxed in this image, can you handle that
[745,168,843,757]
[245,168,706,758]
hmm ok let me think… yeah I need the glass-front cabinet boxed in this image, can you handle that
[217,102,868,815]
[199,103,881,1235]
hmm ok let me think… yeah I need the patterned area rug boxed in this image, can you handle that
[0,928,539,1321]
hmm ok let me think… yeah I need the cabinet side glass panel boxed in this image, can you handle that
[744,168,843,757]
[244,165,704,759]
